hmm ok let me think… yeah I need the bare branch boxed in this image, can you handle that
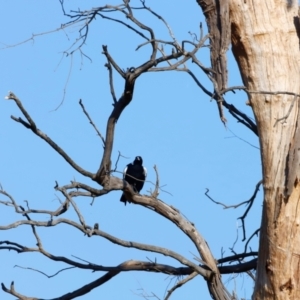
[96,41,198,182]
[14,265,75,278]
[222,100,258,136]
[0,240,38,254]
[0,23,74,50]
[0,215,209,278]
[165,272,198,300]
[2,270,120,300]
[244,229,260,253]
[205,189,250,209]
[226,128,259,150]
[52,52,73,110]
[0,188,70,218]
[205,180,262,242]
[151,165,160,198]
[274,94,298,127]
[218,251,258,265]
[20,206,43,248]
[5,92,37,129]
[112,151,124,173]
[139,1,180,48]
[102,45,125,78]
[248,89,300,97]
[218,258,257,274]
[5,92,95,179]
[59,181,109,197]
[117,191,230,297]
[1,239,195,276]
[136,39,177,52]
[2,281,34,300]
[122,2,157,61]
[184,70,258,136]
[58,188,87,229]
[238,180,262,241]
[79,99,106,146]
[1,235,257,276]
[104,61,117,104]
[222,86,300,99]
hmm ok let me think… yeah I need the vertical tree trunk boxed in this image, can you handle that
[230,0,300,298]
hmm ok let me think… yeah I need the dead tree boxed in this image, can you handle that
[0,1,266,299]
[196,0,300,299]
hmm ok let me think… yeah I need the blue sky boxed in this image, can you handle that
[0,1,261,299]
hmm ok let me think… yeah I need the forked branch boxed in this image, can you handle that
[5,92,95,179]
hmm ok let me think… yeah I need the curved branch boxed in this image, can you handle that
[2,269,120,300]
[244,229,260,253]
[59,181,109,197]
[5,92,95,179]
[2,281,32,300]
[0,217,209,278]
[0,236,258,275]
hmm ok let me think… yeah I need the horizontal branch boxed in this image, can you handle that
[0,217,209,278]
[217,251,258,264]
[0,238,257,275]
[218,258,257,274]
[0,188,70,217]
[59,181,110,197]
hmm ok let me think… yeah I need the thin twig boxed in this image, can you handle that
[165,272,197,300]
[52,52,73,110]
[14,265,75,278]
[226,128,259,150]
[274,94,298,127]
[79,99,106,146]
[205,189,251,209]
[238,180,262,241]
[244,228,260,253]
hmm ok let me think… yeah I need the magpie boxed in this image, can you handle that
[120,156,147,205]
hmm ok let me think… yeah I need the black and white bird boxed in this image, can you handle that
[120,156,147,205]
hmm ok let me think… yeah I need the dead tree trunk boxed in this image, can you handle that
[229,1,300,298]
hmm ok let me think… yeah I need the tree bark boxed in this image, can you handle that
[230,0,300,298]
[196,0,231,122]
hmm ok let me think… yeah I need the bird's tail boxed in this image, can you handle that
[120,193,127,205]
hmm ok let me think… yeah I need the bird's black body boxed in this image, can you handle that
[120,156,147,205]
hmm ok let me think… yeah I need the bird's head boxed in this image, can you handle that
[134,156,143,165]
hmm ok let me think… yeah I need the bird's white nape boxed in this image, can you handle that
[123,166,128,178]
